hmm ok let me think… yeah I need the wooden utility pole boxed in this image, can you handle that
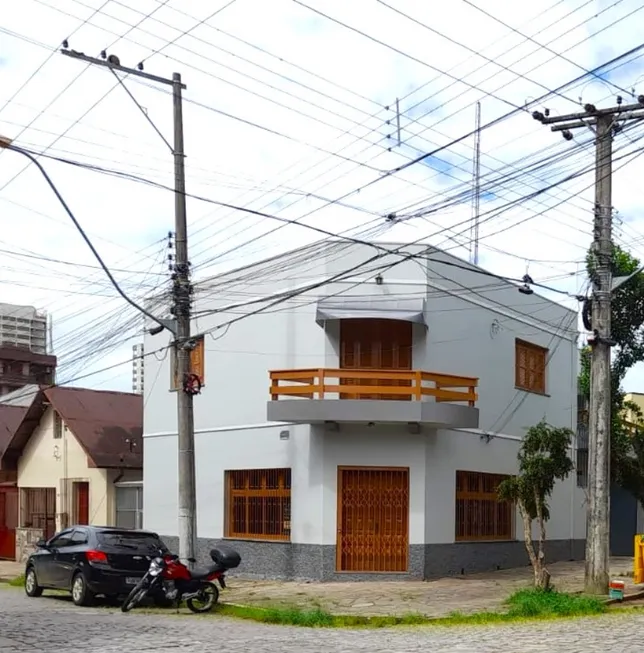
[61,47,198,565]
[535,98,644,594]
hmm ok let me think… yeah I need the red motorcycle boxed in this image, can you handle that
[121,544,241,613]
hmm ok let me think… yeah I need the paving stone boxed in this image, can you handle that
[0,557,637,618]
[223,557,636,617]
[1,584,644,652]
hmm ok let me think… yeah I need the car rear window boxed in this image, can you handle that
[97,531,168,553]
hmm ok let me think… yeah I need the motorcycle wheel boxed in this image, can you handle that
[186,582,219,614]
[121,580,149,613]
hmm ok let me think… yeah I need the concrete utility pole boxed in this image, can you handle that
[61,47,197,564]
[534,97,644,594]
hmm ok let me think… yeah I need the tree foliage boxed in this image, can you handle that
[579,245,644,497]
[498,420,574,589]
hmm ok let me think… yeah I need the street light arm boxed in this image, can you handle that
[612,265,644,292]
[0,139,175,335]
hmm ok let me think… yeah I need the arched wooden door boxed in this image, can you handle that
[0,487,18,560]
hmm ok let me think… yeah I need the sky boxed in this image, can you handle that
[1,0,644,394]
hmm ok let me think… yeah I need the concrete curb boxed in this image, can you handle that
[605,590,644,606]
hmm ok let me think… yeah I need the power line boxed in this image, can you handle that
[0,140,169,332]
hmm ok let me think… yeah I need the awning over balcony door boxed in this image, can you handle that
[315,296,428,327]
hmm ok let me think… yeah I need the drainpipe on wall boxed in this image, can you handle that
[112,469,124,527]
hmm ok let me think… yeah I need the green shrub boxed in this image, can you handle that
[505,588,606,618]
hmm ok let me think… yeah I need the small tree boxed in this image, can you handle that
[498,420,574,589]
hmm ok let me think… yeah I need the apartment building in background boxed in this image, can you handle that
[0,303,55,397]
[142,240,584,581]
[0,303,47,354]
[132,343,144,395]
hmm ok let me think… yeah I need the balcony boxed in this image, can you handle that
[267,368,479,429]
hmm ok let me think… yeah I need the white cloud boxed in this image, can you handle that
[1,0,644,393]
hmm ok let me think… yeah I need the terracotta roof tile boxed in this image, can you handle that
[0,404,28,459]
[44,387,142,469]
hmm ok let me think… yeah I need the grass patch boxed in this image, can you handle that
[213,603,429,628]
[0,575,608,628]
[504,588,606,618]
[212,588,606,628]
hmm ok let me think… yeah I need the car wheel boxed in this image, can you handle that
[71,572,95,607]
[24,567,43,598]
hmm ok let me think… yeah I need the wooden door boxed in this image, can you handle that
[336,467,409,572]
[339,319,412,399]
[74,482,89,525]
[0,487,18,560]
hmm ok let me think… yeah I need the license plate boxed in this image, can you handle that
[125,577,139,585]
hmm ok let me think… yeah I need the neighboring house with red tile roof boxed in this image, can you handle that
[0,385,143,561]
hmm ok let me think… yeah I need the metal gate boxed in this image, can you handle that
[336,467,409,572]
[0,487,18,560]
[21,487,56,539]
[610,484,638,556]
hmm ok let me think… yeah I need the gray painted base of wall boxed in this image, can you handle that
[161,536,586,582]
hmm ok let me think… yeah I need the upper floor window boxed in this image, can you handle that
[515,339,547,394]
[53,411,63,439]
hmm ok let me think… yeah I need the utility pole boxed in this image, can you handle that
[534,97,644,594]
[61,46,197,564]
[171,71,198,568]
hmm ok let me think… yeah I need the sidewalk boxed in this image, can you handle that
[0,557,636,617]
[0,561,22,581]
[223,558,635,617]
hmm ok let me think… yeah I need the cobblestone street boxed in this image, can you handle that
[1,586,644,652]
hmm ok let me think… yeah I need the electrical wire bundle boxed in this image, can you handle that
[0,0,643,400]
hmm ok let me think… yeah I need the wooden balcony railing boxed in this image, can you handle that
[269,368,478,406]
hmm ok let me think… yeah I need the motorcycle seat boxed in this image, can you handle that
[191,564,223,580]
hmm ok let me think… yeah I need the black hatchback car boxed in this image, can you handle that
[24,525,169,606]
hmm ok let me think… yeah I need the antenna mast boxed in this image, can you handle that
[470,101,481,265]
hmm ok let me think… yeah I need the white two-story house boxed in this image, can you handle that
[142,240,585,580]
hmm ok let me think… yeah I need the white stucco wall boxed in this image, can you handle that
[424,428,585,543]
[144,422,585,546]
[143,241,582,545]
[17,407,111,528]
[318,426,427,545]
[144,423,323,543]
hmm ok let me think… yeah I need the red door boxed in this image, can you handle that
[74,483,89,525]
[0,487,18,560]
[339,319,413,399]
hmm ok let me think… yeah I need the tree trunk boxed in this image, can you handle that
[534,492,551,590]
[518,501,539,585]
